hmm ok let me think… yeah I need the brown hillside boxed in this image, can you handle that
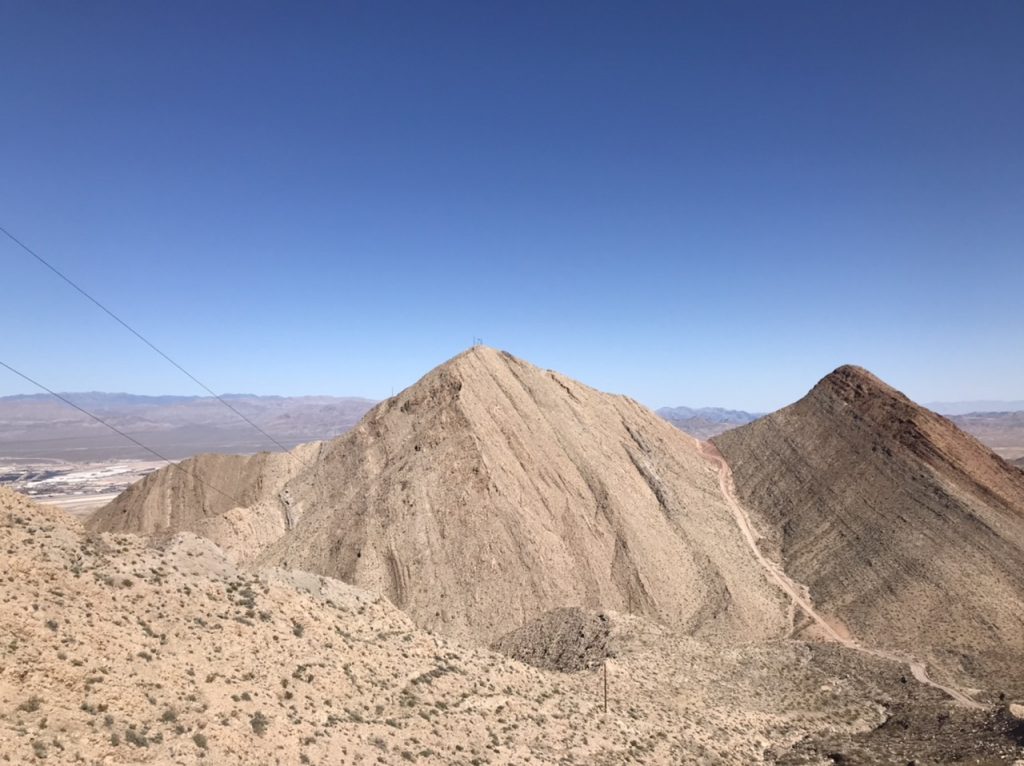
[96,347,790,644]
[713,365,1024,692]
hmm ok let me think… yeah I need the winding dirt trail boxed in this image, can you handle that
[698,439,985,710]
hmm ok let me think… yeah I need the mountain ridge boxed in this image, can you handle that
[93,346,791,644]
[713,364,1024,693]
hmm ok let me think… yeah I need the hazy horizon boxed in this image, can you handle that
[3,370,1024,417]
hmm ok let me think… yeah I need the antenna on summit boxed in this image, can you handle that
[472,336,483,347]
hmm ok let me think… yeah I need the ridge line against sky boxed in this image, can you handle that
[2,2,1021,412]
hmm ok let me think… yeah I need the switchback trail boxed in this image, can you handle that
[698,439,986,710]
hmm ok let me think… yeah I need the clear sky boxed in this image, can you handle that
[1,1,1021,412]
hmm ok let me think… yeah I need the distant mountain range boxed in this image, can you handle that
[0,392,377,461]
[926,400,1024,415]
[655,406,761,439]
[4,389,1023,464]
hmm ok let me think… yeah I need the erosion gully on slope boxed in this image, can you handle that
[697,439,986,710]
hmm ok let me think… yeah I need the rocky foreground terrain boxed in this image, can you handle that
[4,348,1024,764]
[4,487,1024,764]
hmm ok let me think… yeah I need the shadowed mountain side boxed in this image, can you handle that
[255,347,789,643]
[713,365,1024,693]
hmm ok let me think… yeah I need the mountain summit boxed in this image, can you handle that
[713,364,1024,692]
[93,346,789,643]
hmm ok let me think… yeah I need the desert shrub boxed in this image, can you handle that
[18,696,42,712]
[125,728,149,747]
[250,711,269,735]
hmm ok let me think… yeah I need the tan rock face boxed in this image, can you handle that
[95,347,790,644]
[257,346,789,643]
[86,443,323,561]
[713,365,1024,692]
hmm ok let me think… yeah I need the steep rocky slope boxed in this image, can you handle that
[7,486,969,765]
[95,347,790,644]
[87,441,321,561]
[713,365,1024,692]
[258,346,790,643]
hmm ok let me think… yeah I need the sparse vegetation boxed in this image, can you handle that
[249,711,269,736]
[18,696,42,713]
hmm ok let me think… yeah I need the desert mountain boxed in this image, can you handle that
[656,406,760,439]
[93,346,790,644]
[656,405,760,424]
[88,441,321,560]
[19,486,1010,765]
[713,365,1024,693]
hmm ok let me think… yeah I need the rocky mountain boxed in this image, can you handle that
[0,392,375,460]
[92,346,790,644]
[88,442,322,560]
[656,406,760,439]
[713,365,1024,693]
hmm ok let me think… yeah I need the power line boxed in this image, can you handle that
[0,358,247,508]
[0,224,311,467]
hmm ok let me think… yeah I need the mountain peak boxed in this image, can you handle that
[97,347,791,644]
[815,364,898,400]
[713,364,1024,691]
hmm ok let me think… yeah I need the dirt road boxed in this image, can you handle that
[699,439,985,710]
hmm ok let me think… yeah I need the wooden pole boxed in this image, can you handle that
[603,659,608,713]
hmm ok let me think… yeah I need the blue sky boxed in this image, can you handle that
[1,1,1021,411]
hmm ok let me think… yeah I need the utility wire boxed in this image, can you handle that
[0,224,312,468]
[0,358,247,508]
